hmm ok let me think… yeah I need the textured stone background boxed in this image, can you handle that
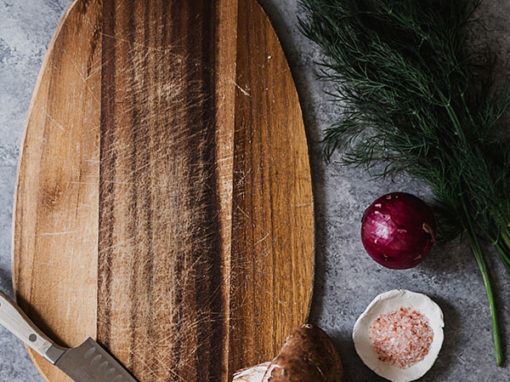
[0,0,509,381]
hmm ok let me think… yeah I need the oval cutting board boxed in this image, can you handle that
[13,0,314,381]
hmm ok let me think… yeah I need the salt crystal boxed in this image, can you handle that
[368,307,433,369]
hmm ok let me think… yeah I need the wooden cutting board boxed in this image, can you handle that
[12,0,314,381]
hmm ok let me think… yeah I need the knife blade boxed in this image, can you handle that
[0,291,137,382]
[53,338,137,382]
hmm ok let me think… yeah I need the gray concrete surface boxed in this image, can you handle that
[0,0,509,381]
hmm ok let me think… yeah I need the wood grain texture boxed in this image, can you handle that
[13,0,314,381]
[12,1,102,381]
[229,0,315,372]
[98,1,225,380]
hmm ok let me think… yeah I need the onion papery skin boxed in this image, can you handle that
[361,192,436,270]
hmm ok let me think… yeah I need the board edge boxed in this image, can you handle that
[255,0,316,322]
[10,1,82,381]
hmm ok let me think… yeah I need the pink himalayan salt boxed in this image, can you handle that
[368,307,434,369]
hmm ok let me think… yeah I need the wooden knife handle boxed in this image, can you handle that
[0,291,55,359]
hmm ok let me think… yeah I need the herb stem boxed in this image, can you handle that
[494,242,510,275]
[460,92,476,127]
[501,231,510,251]
[438,91,468,144]
[469,234,503,366]
[462,200,503,366]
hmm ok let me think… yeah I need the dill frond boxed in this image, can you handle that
[299,0,510,365]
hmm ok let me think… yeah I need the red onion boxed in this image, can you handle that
[361,192,436,269]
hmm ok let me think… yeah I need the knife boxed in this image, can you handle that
[0,290,137,382]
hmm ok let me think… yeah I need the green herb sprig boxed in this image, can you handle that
[299,0,510,366]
